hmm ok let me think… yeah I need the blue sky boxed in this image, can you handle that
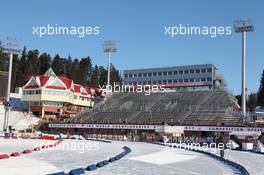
[0,0,263,94]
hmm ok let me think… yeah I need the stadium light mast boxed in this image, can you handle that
[1,37,21,132]
[103,40,117,93]
[234,20,254,117]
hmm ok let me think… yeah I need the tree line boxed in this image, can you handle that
[0,45,122,92]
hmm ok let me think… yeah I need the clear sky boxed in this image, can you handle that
[0,0,263,94]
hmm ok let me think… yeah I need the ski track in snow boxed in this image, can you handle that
[0,139,263,175]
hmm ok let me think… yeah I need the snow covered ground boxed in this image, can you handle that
[0,138,56,154]
[214,149,264,175]
[0,139,262,175]
[0,105,39,131]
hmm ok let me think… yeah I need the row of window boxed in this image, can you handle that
[23,90,41,95]
[23,89,73,97]
[125,77,212,85]
[30,101,63,107]
[124,68,212,78]
[42,90,73,97]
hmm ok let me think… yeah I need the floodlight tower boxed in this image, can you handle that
[234,20,254,117]
[103,40,117,93]
[1,37,21,132]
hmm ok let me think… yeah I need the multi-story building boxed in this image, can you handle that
[22,68,95,118]
[123,64,223,90]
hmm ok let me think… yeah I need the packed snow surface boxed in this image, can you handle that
[1,139,262,175]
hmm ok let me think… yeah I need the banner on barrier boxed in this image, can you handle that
[184,126,264,133]
[49,123,162,131]
[49,124,264,133]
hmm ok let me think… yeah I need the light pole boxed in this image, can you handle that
[103,40,117,93]
[234,20,254,117]
[1,37,21,132]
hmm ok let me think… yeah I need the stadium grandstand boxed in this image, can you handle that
[46,64,255,142]
[67,89,240,126]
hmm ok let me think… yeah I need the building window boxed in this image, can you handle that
[138,81,142,85]
[124,74,128,78]
[207,77,212,82]
[148,72,152,77]
[138,73,142,77]
[207,68,212,73]
[195,78,200,82]
[168,71,172,76]
[190,78,194,82]
[179,79,183,83]
[153,72,157,76]
[133,73,137,77]
[163,80,167,84]
[184,79,189,82]
[168,79,172,83]
[153,81,157,84]
[163,72,167,76]
[201,69,206,73]
[158,72,162,76]
[143,73,147,77]
[190,69,194,74]
[201,77,206,82]
[173,79,178,83]
[129,74,133,78]
[173,71,178,75]
[143,81,147,85]
[158,80,162,84]
[133,81,137,85]
[147,81,151,84]
[184,70,189,74]
[195,69,200,73]
[179,70,183,75]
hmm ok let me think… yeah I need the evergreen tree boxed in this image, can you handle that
[27,49,40,75]
[11,54,19,92]
[51,54,64,76]
[20,46,28,75]
[39,53,51,75]
[65,55,73,79]
[110,64,122,85]
[15,46,28,87]
[90,65,100,87]
[98,66,107,86]
[258,70,264,106]
[72,58,80,84]
[79,57,93,85]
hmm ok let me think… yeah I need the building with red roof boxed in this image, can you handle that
[22,68,95,118]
